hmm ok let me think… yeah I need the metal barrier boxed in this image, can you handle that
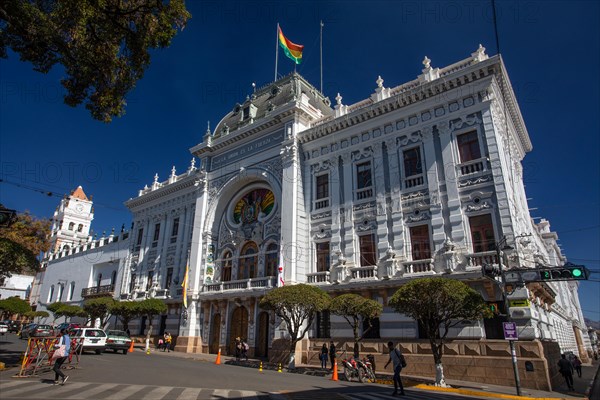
[18,336,84,377]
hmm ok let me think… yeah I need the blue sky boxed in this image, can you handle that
[1,1,598,321]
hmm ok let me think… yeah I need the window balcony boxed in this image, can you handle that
[203,276,276,293]
[81,284,115,298]
[404,174,425,189]
[402,259,434,275]
[314,198,330,210]
[349,265,377,280]
[466,251,499,270]
[307,271,330,284]
[457,157,489,177]
[356,187,373,200]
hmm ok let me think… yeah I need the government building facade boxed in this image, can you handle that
[35,46,592,390]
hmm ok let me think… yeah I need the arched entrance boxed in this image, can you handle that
[256,312,269,358]
[229,306,248,355]
[209,313,221,354]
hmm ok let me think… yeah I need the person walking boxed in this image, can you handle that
[384,341,406,396]
[320,343,328,369]
[235,337,242,361]
[241,339,249,361]
[572,355,582,378]
[52,328,71,385]
[163,332,172,352]
[328,341,336,371]
[558,354,575,390]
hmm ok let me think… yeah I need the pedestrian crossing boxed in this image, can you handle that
[0,379,269,400]
[338,390,477,400]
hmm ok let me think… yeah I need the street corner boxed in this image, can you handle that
[412,383,544,400]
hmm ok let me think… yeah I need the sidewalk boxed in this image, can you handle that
[142,346,599,400]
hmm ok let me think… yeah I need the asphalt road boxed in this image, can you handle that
[0,333,492,400]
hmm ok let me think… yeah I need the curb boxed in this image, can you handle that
[412,384,565,400]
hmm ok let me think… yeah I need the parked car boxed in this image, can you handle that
[7,320,22,333]
[0,322,8,335]
[20,324,54,339]
[72,328,107,354]
[105,330,132,354]
[55,322,81,334]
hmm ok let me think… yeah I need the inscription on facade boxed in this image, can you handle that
[209,129,284,171]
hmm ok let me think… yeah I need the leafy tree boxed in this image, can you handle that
[83,297,115,327]
[46,301,66,322]
[0,210,51,278]
[24,310,49,322]
[259,284,330,369]
[389,277,491,387]
[137,298,167,346]
[330,293,382,358]
[110,301,140,333]
[0,296,32,318]
[0,0,191,122]
[58,304,86,320]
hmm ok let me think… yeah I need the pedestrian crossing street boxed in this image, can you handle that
[0,380,275,400]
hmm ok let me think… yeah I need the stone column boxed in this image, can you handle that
[279,126,299,284]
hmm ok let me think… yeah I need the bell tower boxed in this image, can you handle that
[49,186,94,253]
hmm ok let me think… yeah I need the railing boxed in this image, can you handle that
[356,187,373,200]
[403,259,434,274]
[307,271,330,284]
[349,266,377,280]
[404,174,424,188]
[457,157,488,176]
[466,251,499,268]
[203,277,276,293]
[119,293,129,300]
[153,289,169,298]
[81,284,114,297]
[314,199,330,209]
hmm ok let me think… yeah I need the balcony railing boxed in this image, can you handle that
[457,157,488,176]
[314,198,330,210]
[404,174,424,189]
[307,271,330,284]
[356,187,373,200]
[466,251,499,269]
[203,276,276,293]
[402,259,434,274]
[81,284,115,298]
[349,265,377,280]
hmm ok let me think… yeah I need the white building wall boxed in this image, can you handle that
[0,274,34,300]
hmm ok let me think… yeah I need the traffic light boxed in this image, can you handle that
[483,263,502,278]
[539,265,590,281]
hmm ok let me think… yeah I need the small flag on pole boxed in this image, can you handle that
[278,25,304,65]
[182,261,189,308]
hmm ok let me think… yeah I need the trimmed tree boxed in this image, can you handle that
[110,301,140,333]
[83,297,115,327]
[330,293,383,358]
[137,298,167,350]
[389,277,491,387]
[259,284,330,369]
[46,302,66,323]
[0,296,31,318]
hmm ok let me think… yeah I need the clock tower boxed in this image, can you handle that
[49,186,94,253]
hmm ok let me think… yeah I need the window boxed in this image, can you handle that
[316,174,329,200]
[239,242,258,279]
[57,284,64,301]
[146,271,154,291]
[77,224,83,232]
[265,243,278,277]
[409,225,431,260]
[457,131,481,162]
[316,242,330,272]
[48,285,54,302]
[165,268,173,289]
[403,147,422,177]
[359,234,377,267]
[136,228,144,246]
[68,282,75,301]
[129,274,137,293]
[469,214,496,253]
[315,311,330,338]
[152,224,160,247]
[68,222,75,230]
[221,251,233,282]
[356,162,372,189]
[171,218,180,237]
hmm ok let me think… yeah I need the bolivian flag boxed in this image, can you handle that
[182,262,188,309]
[278,25,303,64]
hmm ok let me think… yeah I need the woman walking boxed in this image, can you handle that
[320,343,328,369]
[52,329,71,385]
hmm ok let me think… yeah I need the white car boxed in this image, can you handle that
[0,322,8,335]
[72,328,107,354]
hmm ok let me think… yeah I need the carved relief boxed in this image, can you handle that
[351,147,373,162]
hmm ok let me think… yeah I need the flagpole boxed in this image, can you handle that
[320,20,324,93]
[275,23,279,81]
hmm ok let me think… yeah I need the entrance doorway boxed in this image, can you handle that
[256,312,269,358]
[229,306,248,355]
[209,313,221,354]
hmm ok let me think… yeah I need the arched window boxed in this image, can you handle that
[68,282,75,301]
[48,285,55,302]
[78,224,83,232]
[111,271,117,286]
[239,242,258,280]
[96,273,102,288]
[265,243,278,277]
[57,284,64,301]
[221,251,233,282]
[68,222,75,230]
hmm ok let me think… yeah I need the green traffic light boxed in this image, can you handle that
[571,268,583,278]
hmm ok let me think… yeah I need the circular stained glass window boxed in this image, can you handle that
[233,189,275,224]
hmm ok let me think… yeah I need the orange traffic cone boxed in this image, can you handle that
[128,340,134,353]
[331,361,338,381]
[215,348,221,365]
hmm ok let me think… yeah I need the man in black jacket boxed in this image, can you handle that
[557,354,574,390]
